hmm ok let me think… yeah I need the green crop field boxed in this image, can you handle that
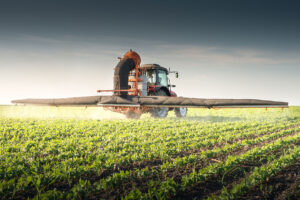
[0,106,299,200]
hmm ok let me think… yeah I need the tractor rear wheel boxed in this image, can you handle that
[175,107,188,117]
[125,111,141,119]
[150,90,168,118]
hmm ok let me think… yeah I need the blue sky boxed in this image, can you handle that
[0,0,299,105]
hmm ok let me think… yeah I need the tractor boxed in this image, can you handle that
[136,64,187,118]
[96,50,188,119]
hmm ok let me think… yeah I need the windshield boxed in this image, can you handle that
[157,70,168,87]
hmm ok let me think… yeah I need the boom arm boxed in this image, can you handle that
[12,96,288,108]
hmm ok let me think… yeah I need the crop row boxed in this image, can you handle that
[209,145,300,199]
[122,132,300,200]
[21,126,300,200]
[0,107,299,200]
[1,121,295,182]
[1,122,297,199]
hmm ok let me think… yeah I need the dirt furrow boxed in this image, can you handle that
[88,131,300,199]
[174,141,300,199]
[236,158,300,200]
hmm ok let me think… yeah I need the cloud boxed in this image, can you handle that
[153,44,300,65]
[3,34,300,67]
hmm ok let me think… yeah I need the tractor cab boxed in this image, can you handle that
[143,65,169,87]
[140,64,178,93]
[140,64,179,97]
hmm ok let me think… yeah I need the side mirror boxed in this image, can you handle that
[176,72,179,78]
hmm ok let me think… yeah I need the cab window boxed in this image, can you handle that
[146,69,156,86]
[157,70,168,87]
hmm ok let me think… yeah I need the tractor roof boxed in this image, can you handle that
[140,64,168,72]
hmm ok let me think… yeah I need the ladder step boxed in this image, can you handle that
[128,78,143,82]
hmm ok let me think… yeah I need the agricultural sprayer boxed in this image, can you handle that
[12,50,288,118]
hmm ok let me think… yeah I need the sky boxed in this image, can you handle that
[0,0,299,105]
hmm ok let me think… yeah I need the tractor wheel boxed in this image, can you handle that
[125,111,141,119]
[175,107,188,117]
[150,90,168,118]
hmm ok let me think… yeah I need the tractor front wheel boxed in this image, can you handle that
[175,107,187,117]
[151,107,168,118]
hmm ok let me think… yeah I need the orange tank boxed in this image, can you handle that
[123,49,141,66]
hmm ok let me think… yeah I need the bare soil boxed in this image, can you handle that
[237,159,300,200]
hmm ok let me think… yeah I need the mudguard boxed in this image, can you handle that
[150,86,171,96]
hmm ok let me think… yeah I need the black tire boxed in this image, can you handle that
[125,111,141,119]
[175,107,188,117]
[150,90,168,118]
